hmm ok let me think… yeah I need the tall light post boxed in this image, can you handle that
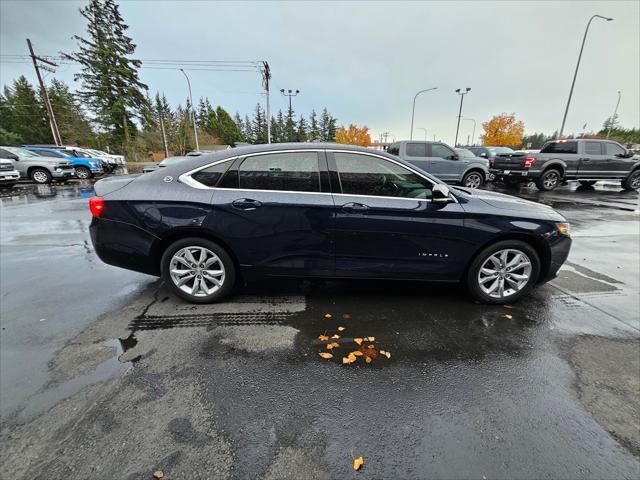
[462,117,476,145]
[607,90,622,139]
[559,14,613,138]
[410,87,437,140]
[180,68,199,151]
[415,127,427,141]
[281,89,300,142]
[454,88,471,147]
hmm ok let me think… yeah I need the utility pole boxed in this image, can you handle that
[159,112,169,158]
[261,62,271,143]
[27,39,62,146]
[454,88,471,147]
[410,87,437,140]
[179,69,199,151]
[607,90,621,139]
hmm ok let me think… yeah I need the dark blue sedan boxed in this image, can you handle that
[89,143,571,304]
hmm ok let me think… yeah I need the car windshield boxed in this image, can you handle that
[72,150,92,158]
[159,156,186,166]
[488,147,515,155]
[5,147,39,157]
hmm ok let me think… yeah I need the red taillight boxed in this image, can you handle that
[89,196,105,217]
[524,157,536,168]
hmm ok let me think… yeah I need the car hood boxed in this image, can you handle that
[454,188,565,220]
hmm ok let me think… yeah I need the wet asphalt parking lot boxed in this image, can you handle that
[0,180,639,479]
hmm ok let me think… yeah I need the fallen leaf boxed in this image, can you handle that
[354,338,363,345]
[353,456,364,471]
[365,356,372,364]
[331,334,340,339]
[352,350,363,357]
[347,352,356,362]
[504,304,513,309]
[379,350,391,359]
[153,471,164,479]
[324,313,332,319]
[504,314,513,320]
[318,352,333,359]
[342,313,351,320]
[318,335,329,341]
[337,326,345,332]
[326,342,340,350]
[342,352,357,364]
[367,336,376,342]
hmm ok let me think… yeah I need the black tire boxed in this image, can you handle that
[466,240,541,304]
[75,166,92,180]
[621,170,640,191]
[535,168,562,191]
[579,180,596,187]
[30,168,52,184]
[462,171,485,189]
[161,237,236,304]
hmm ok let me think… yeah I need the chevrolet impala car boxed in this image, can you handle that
[89,143,571,304]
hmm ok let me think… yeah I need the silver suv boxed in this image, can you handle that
[387,141,490,188]
[0,146,75,184]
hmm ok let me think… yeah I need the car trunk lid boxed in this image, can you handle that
[94,174,141,197]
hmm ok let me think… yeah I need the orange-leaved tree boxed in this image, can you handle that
[479,113,525,147]
[335,124,371,146]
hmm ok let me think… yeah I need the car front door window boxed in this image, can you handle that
[334,152,432,199]
[431,144,455,160]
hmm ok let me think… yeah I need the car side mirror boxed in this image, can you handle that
[9,155,18,161]
[479,152,487,158]
[432,183,451,201]
[448,155,458,160]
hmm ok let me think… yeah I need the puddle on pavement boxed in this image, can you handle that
[16,335,139,421]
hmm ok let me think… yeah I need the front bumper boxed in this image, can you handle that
[51,168,76,179]
[539,235,572,283]
[0,171,20,183]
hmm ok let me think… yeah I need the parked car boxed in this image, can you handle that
[84,148,126,167]
[0,157,20,188]
[490,139,640,191]
[0,146,75,184]
[25,146,103,179]
[467,146,516,168]
[51,146,114,174]
[89,143,571,305]
[387,141,489,188]
[143,156,188,173]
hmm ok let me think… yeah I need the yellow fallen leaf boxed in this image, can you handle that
[324,313,332,319]
[367,345,375,349]
[504,314,513,320]
[354,338,363,345]
[353,456,364,471]
[347,352,356,361]
[318,335,329,341]
[331,334,340,339]
[365,356,372,363]
[338,326,345,332]
[153,471,164,479]
[352,350,363,357]
[318,352,333,359]
[342,356,355,364]
[326,342,340,350]
[367,336,376,342]
[382,351,391,359]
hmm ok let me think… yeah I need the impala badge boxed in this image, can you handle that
[163,176,173,183]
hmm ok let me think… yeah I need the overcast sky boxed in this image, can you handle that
[1,0,638,145]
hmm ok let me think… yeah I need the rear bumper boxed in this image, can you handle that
[491,169,539,181]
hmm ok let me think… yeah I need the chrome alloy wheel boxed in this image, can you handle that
[478,248,532,299]
[169,246,225,297]
[630,174,640,190]
[75,167,90,179]
[32,170,49,183]
[543,171,559,189]
[464,172,483,188]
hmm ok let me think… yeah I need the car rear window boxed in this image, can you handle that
[540,141,578,154]
[405,143,427,157]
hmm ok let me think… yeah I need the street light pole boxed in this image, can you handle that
[280,88,300,142]
[180,68,199,151]
[410,87,437,140]
[607,90,621,139]
[559,14,613,138]
[416,127,427,141]
[454,88,471,147]
[462,117,476,145]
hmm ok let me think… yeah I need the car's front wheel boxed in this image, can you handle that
[467,240,540,304]
[462,171,484,189]
[75,166,92,180]
[30,168,52,184]
[621,170,640,191]
[161,237,236,303]
[535,169,562,191]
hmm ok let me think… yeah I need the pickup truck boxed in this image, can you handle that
[491,139,640,191]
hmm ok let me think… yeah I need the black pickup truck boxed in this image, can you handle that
[491,139,640,191]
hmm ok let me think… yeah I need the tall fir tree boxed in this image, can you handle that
[233,112,244,141]
[252,103,267,144]
[270,116,279,143]
[0,76,51,144]
[309,110,319,142]
[243,114,253,142]
[47,79,94,146]
[63,0,148,150]
[319,108,331,141]
[284,103,296,142]
[297,115,308,142]
[275,110,285,143]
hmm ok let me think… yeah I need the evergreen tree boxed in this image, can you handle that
[270,116,278,143]
[233,112,244,140]
[252,103,267,144]
[275,110,285,143]
[297,115,308,142]
[63,0,148,149]
[47,79,94,146]
[210,106,243,145]
[319,108,331,141]
[603,114,619,132]
[284,103,296,142]
[244,114,253,142]
[0,76,51,144]
[327,114,337,142]
[309,110,319,142]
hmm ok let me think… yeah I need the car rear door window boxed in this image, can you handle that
[431,144,456,159]
[191,160,233,187]
[405,143,427,157]
[584,142,603,155]
[334,152,432,199]
[540,141,578,154]
[238,152,320,192]
[387,143,400,156]
[604,142,626,156]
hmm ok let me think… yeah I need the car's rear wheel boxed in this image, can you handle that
[467,240,540,304]
[462,171,484,189]
[75,166,92,180]
[161,237,236,303]
[30,168,52,184]
[621,170,640,191]
[535,169,561,191]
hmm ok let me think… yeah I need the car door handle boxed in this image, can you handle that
[232,198,262,210]
[341,202,369,213]
[580,158,590,162]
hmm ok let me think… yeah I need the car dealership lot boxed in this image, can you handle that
[1,181,639,479]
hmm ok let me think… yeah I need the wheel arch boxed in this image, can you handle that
[463,232,552,284]
[462,167,487,180]
[541,161,566,177]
